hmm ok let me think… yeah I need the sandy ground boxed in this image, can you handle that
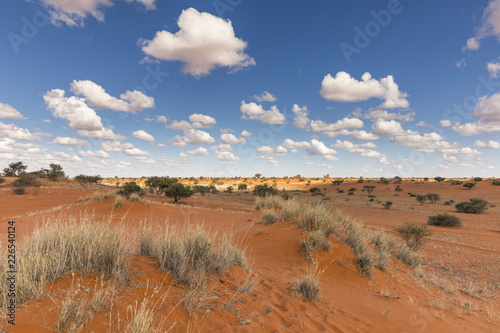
[0,177,499,332]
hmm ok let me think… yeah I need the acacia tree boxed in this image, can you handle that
[75,174,102,188]
[145,176,178,197]
[363,185,376,196]
[3,161,27,176]
[165,183,194,203]
[47,164,65,181]
[238,183,248,191]
[463,182,476,190]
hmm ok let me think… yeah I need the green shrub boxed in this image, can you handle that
[117,182,144,198]
[455,198,489,214]
[3,161,27,176]
[0,177,5,185]
[492,179,500,186]
[473,177,483,182]
[393,222,431,250]
[383,201,393,210]
[164,183,194,203]
[348,187,356,192]
[416,195,426,205]
[463,182,476,190]
[451,180,463,185]
[145,176,178,197]
[426,193,440,203]
[253,184,278,197]
[11,173,39,195]
[427,213,462,227]
[74,174,102,188]
[395,185,403,191]
[237,183,248,191]
[309,187,321,193]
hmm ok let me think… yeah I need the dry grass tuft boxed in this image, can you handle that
[394,243,422,268]
[114,195,124,209]
[255,195,284,211]
[301,230,330,261]
[295,272,321,301]
[125,300,155,333]
[260,209,277,225]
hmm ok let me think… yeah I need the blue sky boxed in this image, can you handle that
[1,0,500,178]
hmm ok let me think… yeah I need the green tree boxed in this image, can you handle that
[416,195,426,205]
[426,193,440,203]
[463,182,476,190]
[47,164,65,181]
[254,173,262,179]
[238,183,248,191]
[332,179,344,186]
[145,176,178,197]
[3,161,27,176]
[165,183,194,203]
[363,185,376,196]
[394,222,432,250]
[226,186,234,194]
[253,184,278,197]
[117,182,144,198]
[383,201,393,210]
[434,177,445,183]
[11,173,39,195]
[74,174,102,188]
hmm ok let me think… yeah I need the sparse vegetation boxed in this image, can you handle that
[114,195,124,209]
[145,176,178,197]
[75,174,102,188]
[393,222,431,251]
[463,182,476,190]
[47,163,66,181]
[455,198,489,214]
[3,161,27,176]
[383,201,393,210]
[416,194,426,205]
[492,179,500,185]
[261,209,277,225]
[295,273,321,301]
[427,213,462,227]
[434,177,445,182]
[301,230,330,261]
[164,183,194,203]
[426,193,440,203]
[363,185,375,196]
[11,173,39,195]
[238,183,248,191]
[117,181,145,199]
[253,184,278,197]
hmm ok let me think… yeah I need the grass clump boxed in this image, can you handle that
[299,205,338,237]
[255,195,284,211]
[279,199,302,221]
[295,273,321,301]
[455,198,489,214]
[394,243,423,268]
[301,230,330,261]
[342,222,375,277]
[393,222,431,251]
[125,300,155,333]
[56,292,87,333]
[129,192,142,202]
[427,213,462,227]
[371,230,396,271]
[261,209,277,225]
[114,195,124,209]
[153,225,246,285]
[0,216,129,306]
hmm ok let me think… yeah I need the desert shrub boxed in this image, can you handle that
[416,195,426,205]
[295,274,320,301]
[137,225,156,257]
[155,225,246,285]
[117,182,145,199]
[348,192,354,195]
[393,222,431,250]
[74,174,102,188]
[92,192,105,201]
[238,183,248,191]
[299,205,338,237]
[331,179,343,185]
[226,186,234,193]
[371,230,396,271]
[11,173,39,195]
[357,177,364,183]
[47,164,65,181]
[253,184,278,197]
[165,183,194,203]
[363,185,375,195]
[427,213,462,227]
[261,209,277,225]
[463,182,476,190]
[348,187,357,192]
[383,201,393,210]
[426,193,440,203]
[282,193,290,200]
[145,176,178,197]
[379,177,390,184]
[473,177,483,182]
[129,192,141,202]
[492,179,500,185]
[114,195,123,209]
[394,243,423,268]
[434,177,445,182]
[395,185,403,191]
[193,185,211,196]
[337,189,344,193]
[124,300,155,333]
[444,200,453,206]
[280,199,302,221]
[309,187,321,193]
[0,216,129,306]
[255,195,284,210]
[301,230,330,261]
[342,222,375,277]
[455,198,489,214]
[451,180,463,185]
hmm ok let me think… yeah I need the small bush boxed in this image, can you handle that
[0,177,5,185]
[129,192,141,202]
[455,198,489,214]
[348,192,354,195]
[393,222,431,250]
[280,199,302,221]
[463,182,476,190]
[426,193,440,203]
[92,192,105,201]
[427,213,462,227]
[337,190,344,193]
[309,187,321,193]
[295,274,320,301]
[255,195,284,210]
[394,244,422,268]
[301,230,330,261]
[253,184,278,197]
[451,180,463,185]
[444,200,452,206]
[261,209,277,225]
[11,173,39,195]
[114,195,123,209]
[492,179,500,186]
[383,201,393,210]
[395,185,403,191]
[473,177,483,182]
[348,187,356,192]
[117,182,144,198]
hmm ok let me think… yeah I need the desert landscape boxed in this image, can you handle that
[1,167,499,332]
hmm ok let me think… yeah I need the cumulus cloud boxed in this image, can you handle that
[254,91,277,102]
[452,93,500,135]
[364,109,415,122]
[70,80,154,112]
[440,119,453,127]
[216,151,239,161]
[464,0,500,51]
[187,147,209,155]
[146,115,167,123]
[0,121,43,141]
[100,140,148,156]
[132,130,155,142]
[52,137,89,146]
[40,0,156,27]
[78,127,126,140]
[372,119,406,136]
[220,133,246,144]
[332,140,388,164]
[306,139,337,156]
[210,144,232,153]
[349,130,379,141]
[78,150,110,158]
[168,113,216,131]
[240,101,285,124]
[184,129,215,145]
[141,8,255,76]
[240,130,253,137]
[0,103,25,119]
[282,139,311,149]
[487,60,500,78]
[474,139,500,148]
[320,72,409,109]
[44,89,103,131]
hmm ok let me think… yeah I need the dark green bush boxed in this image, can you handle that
[253,184,278,197]
[165,183,194,203]
[117,182,145,198]
[455,198,489,214]
[427,213,462,227]
[394,222,431,250]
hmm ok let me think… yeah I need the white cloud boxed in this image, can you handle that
[415,121,433,128]
[372,119,406,136]
[216,151,239,161]
[220,133,246,144]
[52,137,89,146]
[146,115,167,123]
[240,130,253,137]
[210,144,232,153]
[474,139,500,149]
[452,93,500,135]
[78,127,126,140]
[364,109,415,122]
[254,91,277,102]
[240,101,285,124]
[70,80,154,112]
[189,113,216,127]
[122,143,149,156]
[0,103,25,119]
[349,130,379,141]
[132,130,155,142]
[282,139,311,149]
[0,121,43,141]
[187,147,209,155]
[184,129,215,145]
[440,119,453,127]
[78,150,110,158]
[306,139,337,156]
[44,89,103,131]
[141,8,255,76]
[320,72,409,109]
[256,146,275,154]
[332,139,388,164]
[487,60,500,78]
[40,0,155,27]
[464,0,500,51]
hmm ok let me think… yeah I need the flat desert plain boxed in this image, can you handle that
[0,177,499,332]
